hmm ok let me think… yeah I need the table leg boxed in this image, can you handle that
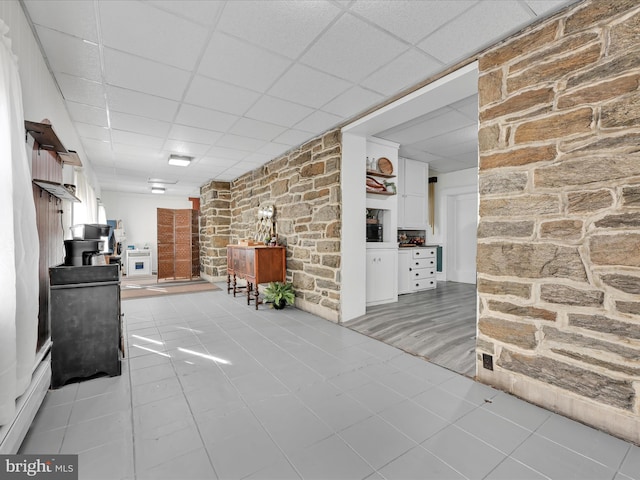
[232,274,237,297]
[227,274,231,294]
[247,282,252,305]
[254,283,259,310]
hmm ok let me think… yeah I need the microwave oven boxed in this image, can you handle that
[366,223,383,242]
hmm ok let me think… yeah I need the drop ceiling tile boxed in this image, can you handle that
[321,86,384,118]
[349,0,476,44]
[256,142,292,157]
[167,125,222,145]
[162,139,211,156]
[106,86,179,122]
[198,32,292,93]
[217,0,340,59]
[112,144,162,162]
[418,1,534,64]
[450,94,479,121]
[215,134,267,152]
[82,138,112,155]
[174,104,239,132]
[245,96,314,128]
[198,156,240,168]
[66,101,109,127]
[228,118,287,142]
[99,1,208,71]
[525,0,573,16]
[56,73,105,108]
[75,122,110,142]
[360,49,443,97]
[242,152,274,165]
[103,48,191,101]
[300,13,408,83]
[184,76,261,116]
[110,112,171,138]
[272,129,314,147]
[147,0,224,27]
[294,110,344,133]
[205,146,249,161]
[111,130,165,150]
[35,26,101,81]
[24,0,98,42]
[268,64,351,109]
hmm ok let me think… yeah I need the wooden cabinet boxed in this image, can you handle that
[226,245,286,309]
[366,247,397,306]
[49,264,122,388]
[398,247,437,294]
[157,208,199,281]
[398,158,428,229]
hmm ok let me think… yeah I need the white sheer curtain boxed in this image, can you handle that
[72,170,98,225]
[0,19,40,426]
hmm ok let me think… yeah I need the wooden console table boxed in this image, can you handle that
[226,245,286,309]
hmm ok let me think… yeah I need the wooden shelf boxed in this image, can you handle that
[367,189,395,196]
[366,169,396,179]
[25,121,82,166]
[33,179,81,203]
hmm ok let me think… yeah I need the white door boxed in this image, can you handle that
[447,192,477,284]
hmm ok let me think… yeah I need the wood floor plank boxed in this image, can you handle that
[344,282,477,377]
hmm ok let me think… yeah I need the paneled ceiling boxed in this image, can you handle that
[21,0,575,196]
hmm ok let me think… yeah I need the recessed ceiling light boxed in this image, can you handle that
[151,186,165,194]
[148,177,178,184]
[168,154,193,167]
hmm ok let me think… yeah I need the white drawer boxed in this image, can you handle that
[412,248,436,259]
[408,268,436,280]
[411,278,437,290]
[409,258,432,269]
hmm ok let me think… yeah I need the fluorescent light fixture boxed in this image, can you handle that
[151,186,165,194]
[168,154,193,167]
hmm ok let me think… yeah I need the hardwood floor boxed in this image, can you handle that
[343,282,477,377]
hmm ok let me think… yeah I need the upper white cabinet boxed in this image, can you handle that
[398,158,428,229]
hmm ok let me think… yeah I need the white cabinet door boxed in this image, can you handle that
[366,249,397,306]
[398,250,410,294]
[398,158,428,229]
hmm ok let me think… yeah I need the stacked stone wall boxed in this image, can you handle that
[200,131,341,322]
[477,0,640,443]
[199,181,232,280]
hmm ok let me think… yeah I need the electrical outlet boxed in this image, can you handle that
[482,353,493,371]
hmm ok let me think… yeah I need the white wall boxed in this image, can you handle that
[100,191,193,273]
[428,167,478,280]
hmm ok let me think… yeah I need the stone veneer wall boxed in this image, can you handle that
[200,130,342,322]
[476,0,640,443]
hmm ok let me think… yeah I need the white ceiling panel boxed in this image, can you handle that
[300,13,408,83]
[56,73,105,108]
[174,104,238,132]
[35,27,102,81]
[99,1,208,71]
[198,32,292,93]
[360,49,443,97]
[418,1,535,64]
[75,122,111,142]
[229,118,287,142]
[349,0,476,44]
[21,0,575,196]
[109,112,172,138]
[104,48,191,101]
[245,96,315,128]
[167,125,222,145]
[268,64,352,109]
[106,86,179,122]
[294,110,344,134]
[66,101,109,127]
[25,0,98,42]
[217,0,341,59]
[322,86,384,118]
[185,75,261,116]
[147,0,224,27]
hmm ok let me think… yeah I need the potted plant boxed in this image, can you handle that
[263,281,295,309]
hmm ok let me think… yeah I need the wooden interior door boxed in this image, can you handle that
[157,208,199,281]
[157,208,176,280]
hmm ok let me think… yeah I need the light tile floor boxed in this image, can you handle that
[19,287,640,480]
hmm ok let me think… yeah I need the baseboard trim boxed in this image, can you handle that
[0,354,51,454]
